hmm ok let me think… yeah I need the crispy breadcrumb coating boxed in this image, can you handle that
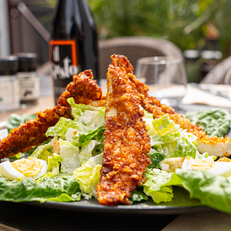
[110,54,206,139]
[57,70,102,107]
[0,106,71,159]
[96,64,151,205]
[110,54,231,157]
[0,70,102,159]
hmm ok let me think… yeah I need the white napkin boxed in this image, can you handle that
[182,84,231,108]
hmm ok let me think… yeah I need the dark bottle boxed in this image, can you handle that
[49,0,99,104]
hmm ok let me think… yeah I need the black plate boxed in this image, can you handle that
[24,186,213,215]
[27,200,212,215]
[0,104,229,215]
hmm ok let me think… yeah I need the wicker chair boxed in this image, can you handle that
[200,55,231,84]
[98,36,184,80]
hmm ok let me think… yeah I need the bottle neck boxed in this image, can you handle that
[51,0,95,40]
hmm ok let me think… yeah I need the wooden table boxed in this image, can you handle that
[0,96,55,123]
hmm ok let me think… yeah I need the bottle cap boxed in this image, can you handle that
[14,53,38,72]
[0,56,19,75]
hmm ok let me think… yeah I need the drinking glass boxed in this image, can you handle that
[135,56,187,108]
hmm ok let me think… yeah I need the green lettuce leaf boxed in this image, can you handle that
[176,169,231,214]
[143,168,182,204]
[150,115,198,159]
[67,98,105,130]
[45,117,87,138]
[185,108,231,137]
[45,99,105,140]
[31,138,56,161]
[172,136,197,159]
[7,113,37,133]
[152,114,178,136]
[79,140,100,165]
[47,153,63,176]
[67,98,101,119]
[73,154,102,197]
[46,193,81,202]
[0,175,80,203]
[72,126,105,147]
[129,189,148,204]
[148,152,166,169]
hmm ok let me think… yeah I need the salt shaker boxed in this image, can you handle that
[0,56,20,112]
[16,53,39,108]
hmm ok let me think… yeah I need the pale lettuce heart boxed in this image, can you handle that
[59,139,80,173]
[67,98,105,130]
[73,153,103,197]
[143,168,182,204]
[79,140,100,166]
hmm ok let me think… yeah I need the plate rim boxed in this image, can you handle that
[25,200,213,215]
[1,104,229,215]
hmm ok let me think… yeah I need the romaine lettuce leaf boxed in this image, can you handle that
[45,117,88,138]
[185,108,231,137]
[67,98,105,130]
[72,126,105,147]
[176,169,231,214]
[149,115,198,159]
[129,189,148,204]
[79,140,100,165]
[7,113,37,133]
[67,98,101,119]
[143,117,158,136]
[31,138,56,161]
[148,152,166,169]
[172,136,197,159]
[59,139,80,173]
[46,193,81,202]
[81,108,105,130]
[47,153,63,176]
[0,175,80,203]
[46,98,105,140]
[152,114,178,136]
[143,168,182,204]
[73,154,102,197]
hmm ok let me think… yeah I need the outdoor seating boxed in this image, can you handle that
[201,55,231,84]
[98,36,184,80]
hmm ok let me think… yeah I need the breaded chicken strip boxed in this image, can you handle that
[0,70,102,159]
[96,64,151,205]
[0,105,71,159]
[97,54,231,157]
[57,70,102,108]
[110,54,206,139]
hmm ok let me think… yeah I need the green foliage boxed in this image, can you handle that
[89,0,231,56]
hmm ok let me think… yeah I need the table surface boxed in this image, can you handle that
[1,83,231,230]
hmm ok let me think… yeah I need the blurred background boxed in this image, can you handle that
[0,0,231,83]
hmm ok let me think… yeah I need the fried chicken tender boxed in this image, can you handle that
[57,70,102,107]
[96,64,151,205]
[0,70,102,159]
[0,106,71,159]
[109,54,231,157]
[110,54,206,139]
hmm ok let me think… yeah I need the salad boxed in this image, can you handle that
[1,98,231,214]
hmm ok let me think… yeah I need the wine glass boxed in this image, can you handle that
[135,56,187,109]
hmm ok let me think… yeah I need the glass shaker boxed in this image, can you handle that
[16,53,39,108]
[0,56,20,112]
